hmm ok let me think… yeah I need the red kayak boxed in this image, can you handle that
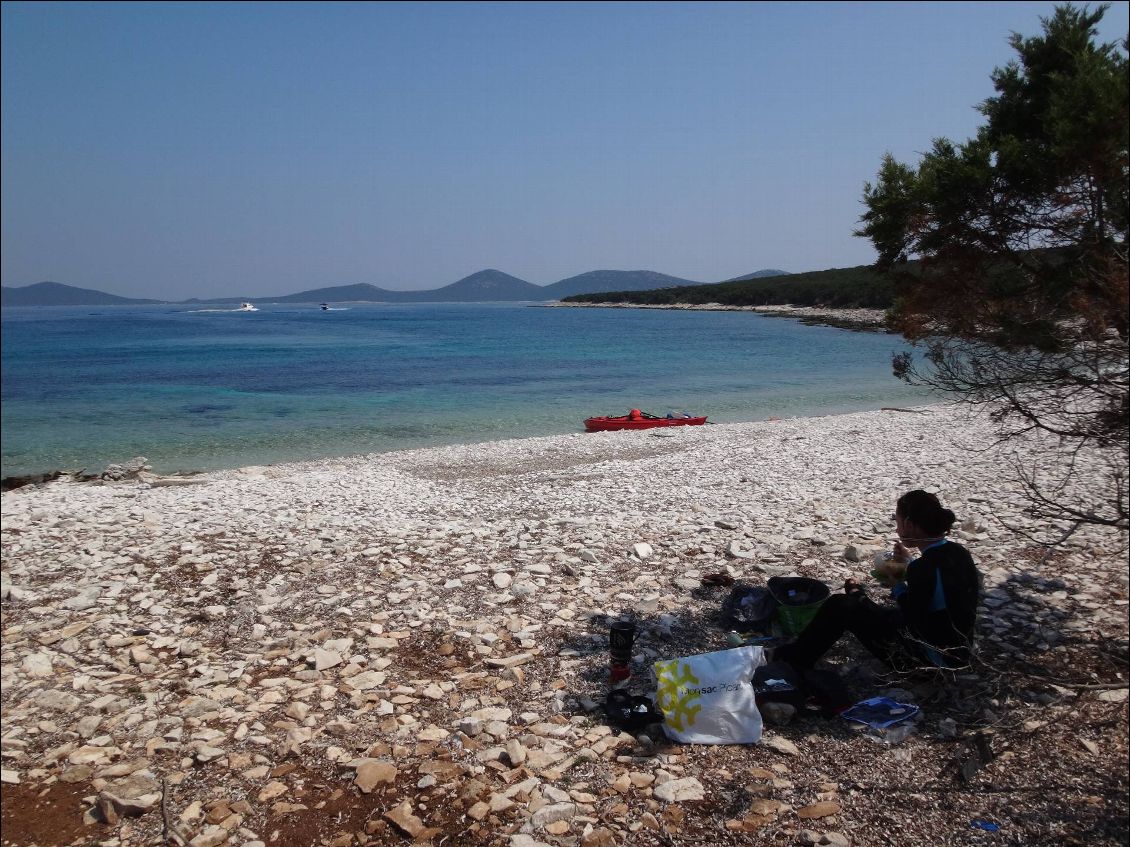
[584,410,708,432]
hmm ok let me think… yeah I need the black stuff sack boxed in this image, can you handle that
[752,660,806,709]
[604,691,665,733]
[721,584,778,632]
[753,662,852,717]
[801,668,853,717]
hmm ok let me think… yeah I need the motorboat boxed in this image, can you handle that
[584,409,707,432]
[238,302,257,311]
[320,303,330,311]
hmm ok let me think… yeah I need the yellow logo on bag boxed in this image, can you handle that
[654,659,702,731]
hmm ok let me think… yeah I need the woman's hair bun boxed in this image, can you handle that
[897,490,957,536]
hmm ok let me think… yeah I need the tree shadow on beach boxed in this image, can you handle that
[555,565,1127,738]
[543,563,1128,843]
[555,583,755,713]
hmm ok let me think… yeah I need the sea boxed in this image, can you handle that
[0,302,931,478]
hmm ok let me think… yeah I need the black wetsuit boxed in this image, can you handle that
[778,539,981,670]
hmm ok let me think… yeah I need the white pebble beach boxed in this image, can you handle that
[2,401,1127,846]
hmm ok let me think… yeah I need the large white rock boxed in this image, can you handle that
[653,777,705,802]
[312,649,343,670]
[763,734,800,756]
[187,825,230,847]
[21,652,53,677]
[347,670,387,690]
[530,801,576,828]
[726,540,753,559]
[510,836,553,847]
[99,774,162,817]
[35,689,81,712]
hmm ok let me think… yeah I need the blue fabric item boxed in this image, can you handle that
[891,538,980,668]
[840,696,920,729]
[970,821,1000,832]
[903,539,949,611]
[922,646,947,666]
[931,568,947,612]
[895,566,946,665]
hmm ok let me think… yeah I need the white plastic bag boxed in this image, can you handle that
[654,646,766,744]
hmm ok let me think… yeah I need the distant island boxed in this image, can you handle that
[1,267,791,307]
[0,281,166,307]
[560,264,896,310]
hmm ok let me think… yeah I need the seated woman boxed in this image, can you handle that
[776,490,981,671]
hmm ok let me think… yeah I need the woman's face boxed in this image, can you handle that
[895,511,917,544]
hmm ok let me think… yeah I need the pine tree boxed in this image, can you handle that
[858,4,1128,534]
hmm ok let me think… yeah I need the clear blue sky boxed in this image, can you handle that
[3,1,1127,299]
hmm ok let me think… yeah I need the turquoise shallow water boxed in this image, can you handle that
[0,302,930,476]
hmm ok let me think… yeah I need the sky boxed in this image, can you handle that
[2,1,1128,300]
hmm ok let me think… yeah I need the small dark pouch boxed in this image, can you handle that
[752,660,806,709]
[605,691,665,732]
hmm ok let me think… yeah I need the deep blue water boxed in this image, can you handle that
[0,302,929,476]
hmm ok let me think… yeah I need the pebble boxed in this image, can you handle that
[384,800,425,837]
[531,802,577,828]
[764,735,800,756]
[354,760,397,793]
[652,777,705,802]
[797,801,841,819]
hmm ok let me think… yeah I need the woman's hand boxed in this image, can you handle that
[891,541,912,564]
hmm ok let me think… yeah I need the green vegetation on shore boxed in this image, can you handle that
[560,264,897,309]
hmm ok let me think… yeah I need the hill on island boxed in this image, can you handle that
[541,270,702,299]
[265,270,545,304]
[1,267,792,306]
[0,281,164,307]
[724,268,791,282]
[264,283,404,304]
[225,269,705,304]
[415,269,545,302]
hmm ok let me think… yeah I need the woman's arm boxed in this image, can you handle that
[892,555,935,625]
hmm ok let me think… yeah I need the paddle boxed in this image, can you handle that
[645,410,715,425]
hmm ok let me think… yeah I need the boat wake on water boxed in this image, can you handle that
[186,302,258,313]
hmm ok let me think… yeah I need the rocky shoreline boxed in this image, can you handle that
[2,404,1127,847]
[545,303,890,333]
